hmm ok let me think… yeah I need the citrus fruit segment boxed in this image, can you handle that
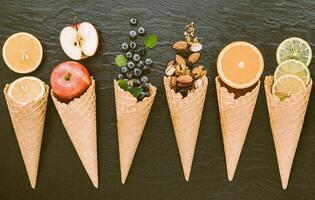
[2,32,43,73]
[272,75,306,101]
[274,59,310,86]
[217,41,264,89]
[276,37,312,67]
[8,76,45,105]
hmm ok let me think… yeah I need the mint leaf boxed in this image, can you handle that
[128,87,143,97]
[115,55,127,67]
[144,34,158,48]
[118,79,128,90]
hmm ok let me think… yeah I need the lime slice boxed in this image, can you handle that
[276,37,312,67]
[274,59,310,85]
[272,75,306,101]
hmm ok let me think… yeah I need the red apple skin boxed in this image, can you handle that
[51,61,91,102]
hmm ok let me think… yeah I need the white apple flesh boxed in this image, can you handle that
[60,22,99,60]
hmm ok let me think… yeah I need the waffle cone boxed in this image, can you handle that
[215,76,260,181]
[114,80,157,184]
[264,76,312,190]
[164,76,208,181]
[4,84,49,189]
[51,78,98,188]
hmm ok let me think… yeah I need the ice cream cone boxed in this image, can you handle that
[215,76,260,181]
[164,76,208,181]
[51,78,98,188]
[114,80,157,184]
[264,76,312,190]
[4,84,49,189]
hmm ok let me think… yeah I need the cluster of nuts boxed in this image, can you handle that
[165,22,207,97]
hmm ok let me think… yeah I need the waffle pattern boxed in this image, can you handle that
[215,76,260,181]
[51,78,98,188]
[4,84,49,189]
[164,76,208,181]
[114,80,157,184]
[264,76,312,190]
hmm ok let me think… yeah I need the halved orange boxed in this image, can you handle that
[2,32,43,73]
[217,41,264,89]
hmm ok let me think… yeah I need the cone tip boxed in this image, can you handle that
[282,182,288,190]
[185,176,190,182]
[121,176,126,184]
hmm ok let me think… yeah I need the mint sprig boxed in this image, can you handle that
[144,34,158,48]
[118,79,143,97]
[115,55,127,67]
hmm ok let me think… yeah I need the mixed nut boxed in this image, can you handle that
[165,22,207,97]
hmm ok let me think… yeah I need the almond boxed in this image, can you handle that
[188,52,200,64]
[173,41,188,51]
[170,76,177,88]
[177,82,193,88]
[177,74,193,84]
[176,55,186,66]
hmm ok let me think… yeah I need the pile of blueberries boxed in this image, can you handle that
[116,18,153,101]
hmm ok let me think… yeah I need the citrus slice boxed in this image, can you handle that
[274,59,310,85]
[217,41,264,89]
[2,32,43,73]
[276,37,312,67]
[8,76,45,105]
[272,75,306,101]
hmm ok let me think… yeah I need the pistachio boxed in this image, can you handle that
[194,79,203,89]
[176,54,186,66]
[173,41,188,51]
[190,43,202,52]
[188,52,200,64]
[177,74,193,84]
[165,65,176,76]
[170,76,177,88]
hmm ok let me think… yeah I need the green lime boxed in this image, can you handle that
[274,59,310,85]
[276,37,312,67]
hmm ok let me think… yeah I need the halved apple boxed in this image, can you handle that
[60,22,99,60]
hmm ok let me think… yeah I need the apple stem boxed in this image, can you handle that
[73,16,78,31]
[65,73,72,81]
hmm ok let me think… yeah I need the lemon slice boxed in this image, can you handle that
[8,76,45,105]
[274,59,310,85]
[276,37,312,67]
[272,75,306,101]
[2,32,43,73]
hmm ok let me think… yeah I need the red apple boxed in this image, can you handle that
[51,61,91,102]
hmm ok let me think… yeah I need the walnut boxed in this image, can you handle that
[191,65,207,78]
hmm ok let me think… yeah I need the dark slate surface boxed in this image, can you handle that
[0,0,314,199]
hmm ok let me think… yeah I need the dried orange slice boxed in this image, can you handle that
[8,76,45,105]
[2,32,43,73]
[217,41,264,89]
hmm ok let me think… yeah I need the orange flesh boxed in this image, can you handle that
[221,45,262,85]
[4,34,42,72]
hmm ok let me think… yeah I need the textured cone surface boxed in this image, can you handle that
[51,79,98,188]
[264,76,312,190]
[114,80,157,184]
[164,76,208,181]
[4,84,49,189]
[215,76,260,181]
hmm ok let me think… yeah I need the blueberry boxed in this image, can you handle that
[133,68,142,77]
[137,27,146,35]
[117,73,124,80]
[137,60,145,68]
[125,51,133,59]
[145,58,153,65]
[133,79,141,87]
[129,18,138,26]
[126,71,133,79]
[137,91,149,101]
[121,66,128,74]
[138,47,146,57]
[142,65,150,74]
[140,75,149,83]
[133,53,141,62]
[129,30,137,40]
[121,42,129,51]
[142,82,150,91]
[129,41,137,49]
[127,61,135,69]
